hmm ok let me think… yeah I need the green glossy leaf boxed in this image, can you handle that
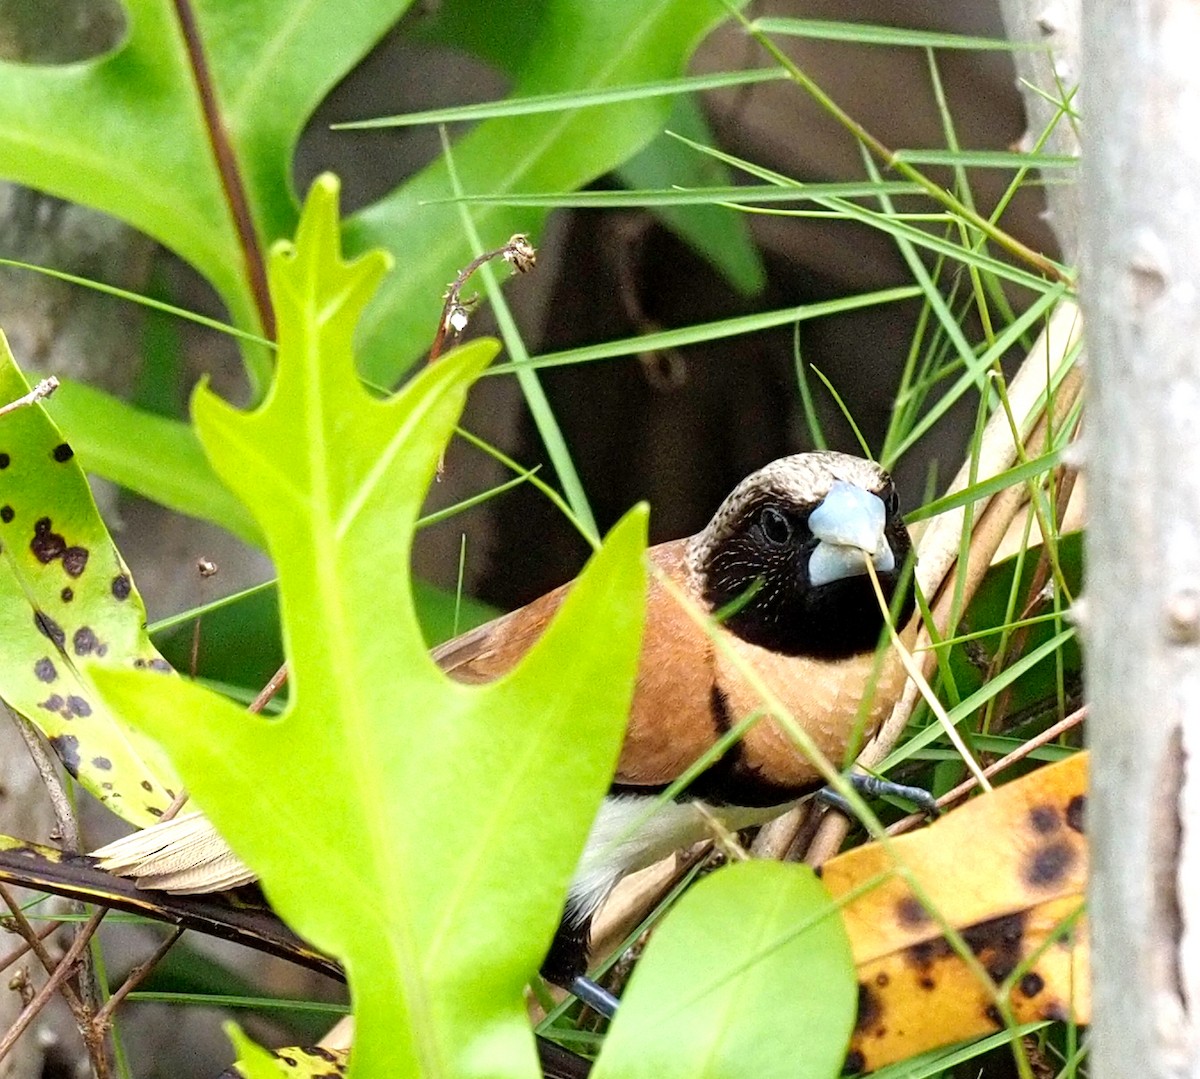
[617,95,766,295]
[0,333,177,824]
[45,379,262,547]
[346,0,750,384]
[89,177,647,1078]
[0,0,413,388]
[0,0,749,388]
[593,861,857,1079]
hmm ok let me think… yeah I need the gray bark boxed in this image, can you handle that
[997,0,1081,261]
[1080,2,1200,1075]
[0,717,55,1079]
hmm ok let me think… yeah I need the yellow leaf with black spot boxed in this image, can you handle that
[221,1044,348,1079]
[0,336,178,824]
[822,752,1088,1073]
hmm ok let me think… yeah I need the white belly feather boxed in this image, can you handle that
[564,794,795,924]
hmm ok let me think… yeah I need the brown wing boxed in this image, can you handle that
[612,542,720,786]
[430,580,573,683]
[429,541,723,787]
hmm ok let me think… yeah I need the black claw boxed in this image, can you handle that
[817,774,939,819]
[569,974,620,1019]
[815,786,853,816]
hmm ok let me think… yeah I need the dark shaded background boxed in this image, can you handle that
[296,0,1056,612]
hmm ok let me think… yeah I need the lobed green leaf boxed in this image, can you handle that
[90,176,648,1078]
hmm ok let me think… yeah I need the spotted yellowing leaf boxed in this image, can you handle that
[89,175,648,1079]
[823,752,1089,1073]
[0,337,177,824]
[224,1042,348,1079]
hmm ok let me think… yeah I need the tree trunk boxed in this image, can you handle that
[1080,2,1200,1074]
[996,0,1080,261]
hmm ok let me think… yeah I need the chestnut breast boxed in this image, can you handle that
[435,539,913,797]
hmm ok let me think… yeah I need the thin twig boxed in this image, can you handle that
[190,557,218,680]
[92,927,185,1029]
[249,662,289,713]
[161,661,289,823]
[0,909,106,1070]
[427,234,536,365]
[0,886,84,1010]
[0,376,59,419]
[750,801,815,860]
[158,789,190,824]
[171,0,274,339]
[6,701,110,1049]
[0,888,93,1032]
[5,704,79,850]
[886,706,1086,837]
[0,920,60,975]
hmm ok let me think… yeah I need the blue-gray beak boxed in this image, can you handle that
[807,480,895,587]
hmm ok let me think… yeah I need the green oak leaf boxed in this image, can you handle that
[592,861,857,1079]
[89,175,647,1078]
[149,577,498,700]
[0,333,177,824]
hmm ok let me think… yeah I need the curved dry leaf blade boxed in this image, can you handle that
[0,834,338,977]
[0,335,178,823]
[822,752,1089,1072]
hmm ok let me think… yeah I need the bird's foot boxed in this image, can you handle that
[568,974,620,1020]
[818,773,939,819]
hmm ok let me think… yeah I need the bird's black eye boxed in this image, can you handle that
[758,505,793,546]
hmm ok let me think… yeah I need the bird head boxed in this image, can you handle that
[689,452,915,659]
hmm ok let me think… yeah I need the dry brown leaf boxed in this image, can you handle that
[821,752,1088,1072]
